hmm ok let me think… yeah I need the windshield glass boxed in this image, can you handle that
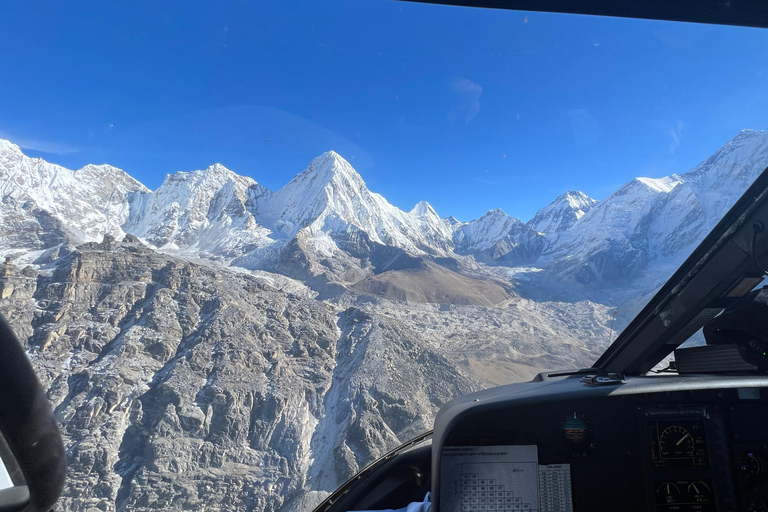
[1,2,767,510]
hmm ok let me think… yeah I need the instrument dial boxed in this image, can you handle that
[740,452,765,481]
[561,412,593,448]
[656,481,681,505]
[686,480,711,503]
[659,425,695,458]
[655,480,715,511]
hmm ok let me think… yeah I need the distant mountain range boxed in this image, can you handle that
[2,129,768,301]
[1,130,767,512]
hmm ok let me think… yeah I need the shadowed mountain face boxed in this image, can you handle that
[0,130,767,511]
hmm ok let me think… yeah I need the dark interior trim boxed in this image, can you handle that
[399,0,768,29]
[0,316,66,512]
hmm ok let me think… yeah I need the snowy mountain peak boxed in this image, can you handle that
[683,130,768,185]
[634,176,682,194]
[292,150,364,188]
[410,200,438,218]
[204,162,233,175]
[528,190,598,234]
[0,139,23,157]
[259,152,455,253]
[734,128,766,141]
[443,216,462,229]
[541,130,768,284]
[453,208,534,254]
[562,190,596,207]
[321,149,343,160]
[0,140,149,243]
[482,208,511,221]
[161,163,258,191]
[0,140,146,198]
[261,151,374,236]
[75,164,150,194]
[408,200,454,244]
[3,128,768,285]
[122,162,269,252]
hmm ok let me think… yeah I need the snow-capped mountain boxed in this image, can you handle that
[451,209,544,264]
[1,129,767,290]
[543,130,768,284]
[0,139,148,246]
[124,163,275,261]
[528,191,598,234]
[259,151,451,255]
[410,200,455,249]
[3,129,768,512]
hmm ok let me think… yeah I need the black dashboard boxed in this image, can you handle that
[433,375,768,512]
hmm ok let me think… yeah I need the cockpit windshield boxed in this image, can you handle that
[1,2,768,511]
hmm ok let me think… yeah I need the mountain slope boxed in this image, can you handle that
[528,191,598,234]
[0,139,148,249]
[351,259,509,306]
[124,164,277,262]
[1,130,768,512]
[2,130,768,294]
[541,130,768,285]
[0,237,611,512]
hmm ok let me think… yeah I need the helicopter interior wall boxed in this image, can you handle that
[323,444,432,512]
[429,377,768,512]
[0,316,66,512]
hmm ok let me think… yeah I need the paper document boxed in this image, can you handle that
[440,445,540,512]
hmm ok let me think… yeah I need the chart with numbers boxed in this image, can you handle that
[441,446,574,512]
[538,464,573,512]
[458,472,535,511]
[440,446,540,512]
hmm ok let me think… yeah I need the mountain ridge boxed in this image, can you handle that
[2,129,768,292]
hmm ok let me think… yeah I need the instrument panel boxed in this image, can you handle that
[640,407,730,512]
[436,382,768,512]
[648,419,708,470]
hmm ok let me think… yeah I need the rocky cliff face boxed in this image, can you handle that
[2,237,340,511]
[0,235,610,512]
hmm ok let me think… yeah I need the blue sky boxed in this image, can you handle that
[1,0,768,222]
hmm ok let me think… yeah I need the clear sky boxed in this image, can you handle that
[1,0,768,222]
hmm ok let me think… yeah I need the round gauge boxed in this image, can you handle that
[687,481,712,503]
[562,413,592,446]
[659,425,695,458]
[656,481,681,504]
[740,452,765,480]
